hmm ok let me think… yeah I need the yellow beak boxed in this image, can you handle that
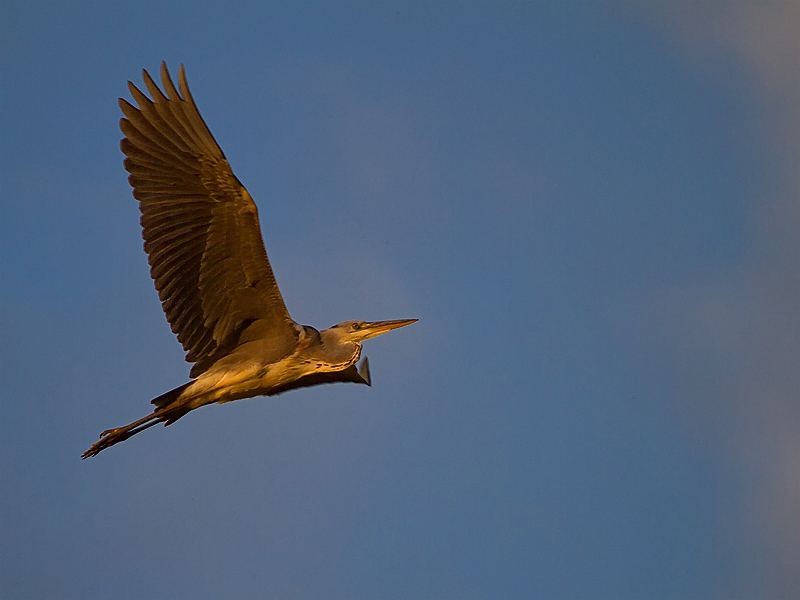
[360,319,418,339]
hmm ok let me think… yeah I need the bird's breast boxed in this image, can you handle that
[180,337,361,408]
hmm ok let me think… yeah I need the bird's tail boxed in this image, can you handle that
[150,381,192,408]
[82,383,193,459]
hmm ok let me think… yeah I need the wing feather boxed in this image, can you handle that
[120,62,298,376]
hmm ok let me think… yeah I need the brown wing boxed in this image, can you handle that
[120,63,299,377]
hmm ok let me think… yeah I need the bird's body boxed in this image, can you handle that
[83,64,415,458]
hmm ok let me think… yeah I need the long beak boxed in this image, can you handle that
[361,318,418,340]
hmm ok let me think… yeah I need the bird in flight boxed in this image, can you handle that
[83,63,416,458]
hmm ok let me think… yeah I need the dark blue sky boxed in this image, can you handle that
[2,2,799,598]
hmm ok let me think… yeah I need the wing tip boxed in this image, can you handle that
[358,357,371,387]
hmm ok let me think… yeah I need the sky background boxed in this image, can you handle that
[2,2,799,598]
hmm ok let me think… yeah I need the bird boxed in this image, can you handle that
[83,63,416,458]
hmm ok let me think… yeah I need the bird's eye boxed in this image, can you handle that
[352,323,361,331]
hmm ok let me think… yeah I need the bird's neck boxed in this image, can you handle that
[318,331,362,367]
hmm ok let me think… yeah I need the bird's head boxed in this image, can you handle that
[327,319,418,343]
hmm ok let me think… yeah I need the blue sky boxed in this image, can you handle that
[2,2,799,598]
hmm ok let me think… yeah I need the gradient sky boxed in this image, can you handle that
[2,2,799,599]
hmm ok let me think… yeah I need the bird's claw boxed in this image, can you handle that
[99,427,122,439]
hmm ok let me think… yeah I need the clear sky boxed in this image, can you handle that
[2,2,799,598]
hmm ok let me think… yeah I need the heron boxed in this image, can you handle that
[83,64,416,458]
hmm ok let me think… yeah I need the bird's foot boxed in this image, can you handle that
[99,427,123,439]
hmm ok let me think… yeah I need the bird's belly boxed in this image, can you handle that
[182,354,328,408]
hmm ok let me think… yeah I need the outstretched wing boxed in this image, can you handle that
[120,63,298,377]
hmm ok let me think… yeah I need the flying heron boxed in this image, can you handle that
[83,63,416,458]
